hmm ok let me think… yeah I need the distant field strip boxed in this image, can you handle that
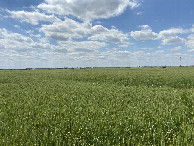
[0,67,193,145]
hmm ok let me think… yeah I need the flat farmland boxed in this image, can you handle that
[0,67,193,145]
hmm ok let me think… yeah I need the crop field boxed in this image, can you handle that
[0,67,193,145]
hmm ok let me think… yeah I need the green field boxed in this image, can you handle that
[0,67,193,145]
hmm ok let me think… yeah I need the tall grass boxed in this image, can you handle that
[0,67,193,145]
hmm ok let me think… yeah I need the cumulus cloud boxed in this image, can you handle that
[118,42,132,47]
[186,34,194,48]
[130,25,158,40]
[1,27,193,67]
[187,34,194,40]
[40,18,129,44]
[187,49,194,52]
[130,26,188,46]
[158,27,188,39]
[89,25,129,43]
[156,27,188,46]
[58,41,107,53]
[140,47,153,50]
[7,10,59,25]
[130,25,189,45]
[191,25,194,32]
[38,0,140,20]
[0,28,33,44]
[130,25,189,47]
[40,18,92,41]
[161,36,185,45]
[170,46,181,51]
[101,50,169,66]
[104,50,132,60]
[0,28,61,54]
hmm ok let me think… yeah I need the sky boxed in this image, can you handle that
[0,0,194,69]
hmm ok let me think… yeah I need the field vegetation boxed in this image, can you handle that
[0,67,193,145]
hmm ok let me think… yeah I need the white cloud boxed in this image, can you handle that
[38,0,140,20]
[154,50,165,54]
[187,34,194,40]
[162,36,185,45]
[100,50,183,67]
[187,49,194,52]
[157,27,188,46]
[118,42,132,47]
[0,13,3,21]
[89,25,129,43]
[0,28,33,44]
[186,34,194,48]
[7,10,59,25]
[140,47,153,50]
[130,26,188,46]
[58,40,107,53]
[1,26,193,68]
[140,25,150,29]
[136,11,142,15]
[40,18,92,41]
[158,27,188,39]
[191,25,194,32]
[130,25,158,40]
[14,25,20,29]
[0,28,61,54]
[40,18,130,45]
[170,46,181,51]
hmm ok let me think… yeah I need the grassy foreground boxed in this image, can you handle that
[0,67,193,145]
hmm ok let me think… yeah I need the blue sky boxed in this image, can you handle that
[0,0,194,69]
